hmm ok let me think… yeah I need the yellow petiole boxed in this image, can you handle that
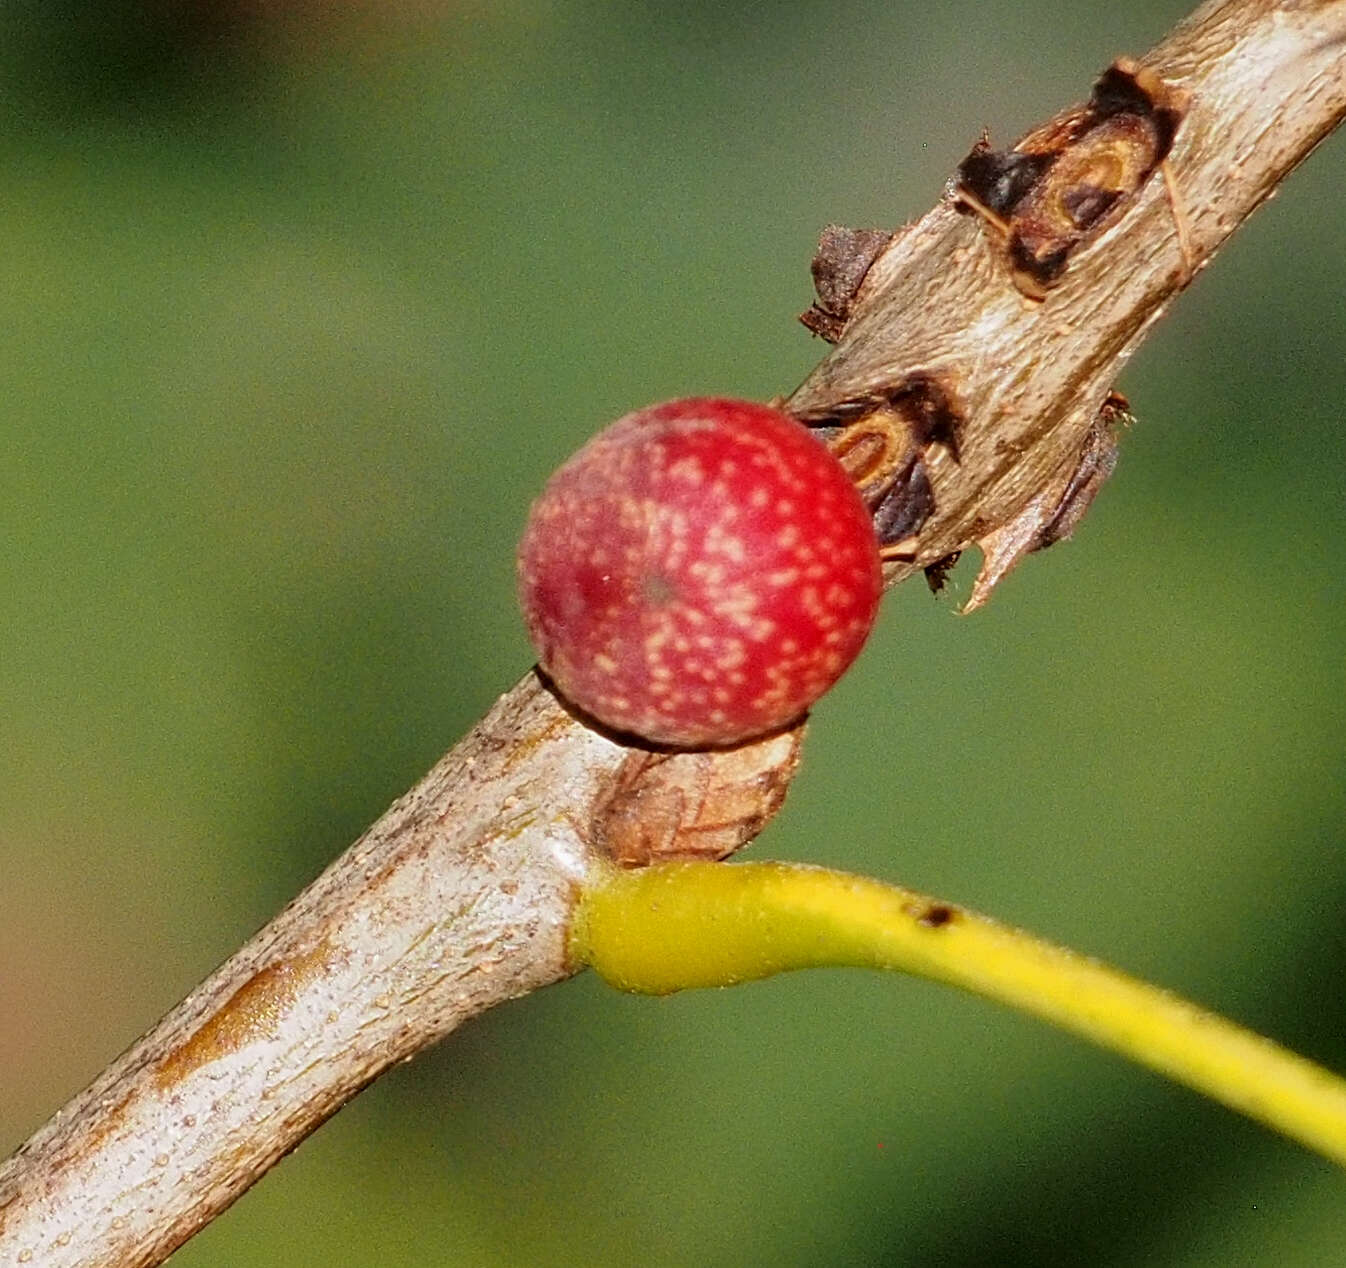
[571,860,1346,1167]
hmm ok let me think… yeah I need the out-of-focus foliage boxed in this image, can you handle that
[2,2,1344,1263]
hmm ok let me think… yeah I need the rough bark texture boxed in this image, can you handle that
[0,677,804,1268]
[790,0,1346,607]
[0,678,606,1266]
[2,1,1343,1264]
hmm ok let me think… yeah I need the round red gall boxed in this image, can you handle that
[516,397,882,747]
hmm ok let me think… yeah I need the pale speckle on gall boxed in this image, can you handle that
[516,397,883,748]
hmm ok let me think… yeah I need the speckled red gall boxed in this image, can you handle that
[516,397,883,748]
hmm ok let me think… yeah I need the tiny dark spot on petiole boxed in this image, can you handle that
[916,903,956,928]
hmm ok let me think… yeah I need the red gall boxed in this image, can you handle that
[517,397,882,748]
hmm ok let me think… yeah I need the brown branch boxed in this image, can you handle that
[792,0,1346,607]
[2,1,1343,1263]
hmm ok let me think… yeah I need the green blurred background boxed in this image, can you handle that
[3,1,1344,1263]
